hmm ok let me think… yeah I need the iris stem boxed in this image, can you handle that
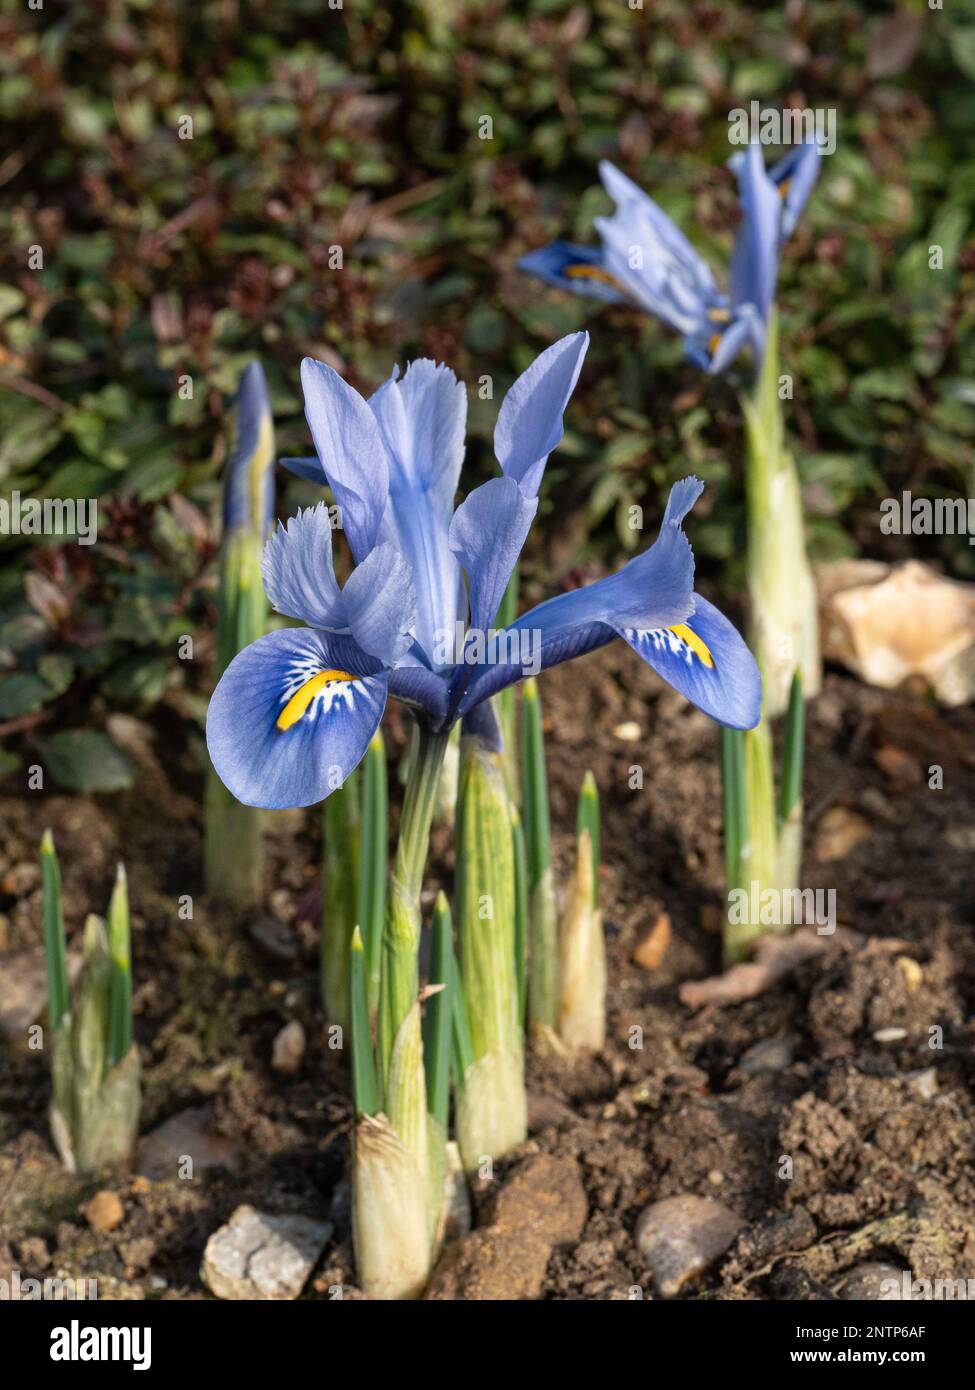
[377,720,450,1102]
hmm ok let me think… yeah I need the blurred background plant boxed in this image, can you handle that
[1,0,974,786]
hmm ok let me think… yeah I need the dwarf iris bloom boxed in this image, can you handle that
[520,141,820,373]
[206,335,761,809]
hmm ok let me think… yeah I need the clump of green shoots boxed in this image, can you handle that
[42,831,140,1175]
[558,771,605,1053]
[721,671,806,964]
[205,361,275,906]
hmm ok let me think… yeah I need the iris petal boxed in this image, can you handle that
[517,242,626,303]
[493,332,589,499]
[369,360,467,666]
[620,594,761,729]
[341,542,417,665]
[261,503,345,631]
[729,143,781,323]
[300,358,390,562]
[458,477,701,714]
[207,628,386,809]
[449,476,538,636]
[768,142,821,241]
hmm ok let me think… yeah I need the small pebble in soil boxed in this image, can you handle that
[906,1067,938,1101]
[271,1019,306,1075]
[201,1205,333,1301]
[612,721,642,742]
[814,806,872,863]
[635,1195,743,1298]
[895,956,924,992]
[873,1026,908,1043]
[836,1263,918,1300]
[83,1190,125,1233]
[248,917,298,962]
[738,1033,796,1076]
[632,913,671,971]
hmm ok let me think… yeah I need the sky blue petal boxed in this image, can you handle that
[223,361,275,535]
[729,143,781,323]
[493,332,589,498]
[599,162,714,281]
[341,542,417,665]
[684,306,763,375]
[368,359,467,667]
[594,162,720,336]
[768,142,821,241]
[300,358,390,562]
[207,628,386,809]
[450,476,537,634]
[261,503,345,630]
[618,594,761,729]
[457,476,701,715]
[517,242,626,304]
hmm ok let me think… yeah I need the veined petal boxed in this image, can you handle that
[261,503,345,630]
[598,162,714,282]
[619,595,761,729]
[493,332,589,499]
[768,142,821,241]
[729,143,781,323]
[594,162,720,336]
[300,358,390,562]
[368,360,467,666]
[207,628,386,809]
[341,542,417,665]
[518,242,626,304]
[457,477,701,715]
[224,362,275,536]
[449,475,538,635]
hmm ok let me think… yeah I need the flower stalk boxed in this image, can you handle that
[321,768,360,1036]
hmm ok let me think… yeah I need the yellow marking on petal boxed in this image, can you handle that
[708,332,722,356]
[565,264,623,290]
[778,178,791,199]
[668,624,714,668]
[707,307,732,324]
[276,669,355,731]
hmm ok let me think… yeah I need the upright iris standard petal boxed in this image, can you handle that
[729,142,781,325]
[449,476,538,637]
[207,627,387,809]
[341,543,417,665]
[457,478,702,715]
[261,503,346,631]
[768,142,821,242]
[368,360,467,667]
[300,358,390,562]
[517,242,625,303]
[619,595,762,730]
[223,361,275,536]
[493,332,589,499]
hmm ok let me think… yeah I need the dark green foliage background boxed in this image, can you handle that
[1,0,974,787]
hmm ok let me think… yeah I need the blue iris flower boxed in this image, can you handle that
[519,140,820,374]
[206,334,761,809]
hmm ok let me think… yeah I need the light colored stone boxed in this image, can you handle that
[814,806,872,862]
[83,1190,124,1233]
[819,558,975,705]
[201,1205,332,1301]
[635,1195,743,1298]
[137,1105,242,1180]
[271,1020,306,1075]
[632,913,671,971]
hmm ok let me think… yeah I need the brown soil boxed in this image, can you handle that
[1,651,974,1300]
